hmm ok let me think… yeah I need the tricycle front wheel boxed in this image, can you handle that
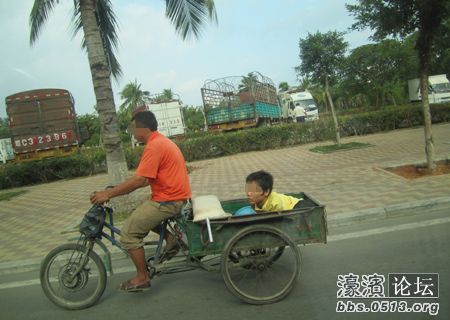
[221,224,301,304]
[40,242,107,310]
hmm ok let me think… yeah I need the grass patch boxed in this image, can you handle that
[309,142,373,154]
[0,190,28,201]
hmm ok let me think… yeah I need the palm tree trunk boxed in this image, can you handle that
[325,76,340,145]
[79,0,129,185]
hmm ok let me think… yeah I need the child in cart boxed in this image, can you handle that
[245,170,314,212]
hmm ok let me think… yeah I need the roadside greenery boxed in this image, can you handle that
[296,30,348,145]
[0,190,28,201]
[1,103,448,189]
[309,142,373,154]
[0,118,10,139]
[347,0,450,172]
[0,145,142,189]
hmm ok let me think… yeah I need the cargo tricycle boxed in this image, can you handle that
[40,193,327,309]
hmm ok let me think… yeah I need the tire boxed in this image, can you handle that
[40,243,107,310]
[270,246,285,262]
[221,224,301,304]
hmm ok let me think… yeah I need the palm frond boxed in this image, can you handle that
[29,0,61,45]
[204,0,218,24]
[72,0,122,79]
[165,0,217,40]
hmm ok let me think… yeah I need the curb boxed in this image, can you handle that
[1,196,450,276]
[327,196,450,228]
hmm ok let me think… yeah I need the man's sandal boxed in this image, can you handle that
[119,279,151,293]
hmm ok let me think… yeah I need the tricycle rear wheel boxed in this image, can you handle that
[221,224,301,304]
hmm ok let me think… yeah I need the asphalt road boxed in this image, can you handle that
[0,208,449,320]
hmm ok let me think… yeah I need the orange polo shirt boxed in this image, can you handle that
[136,131,191,202]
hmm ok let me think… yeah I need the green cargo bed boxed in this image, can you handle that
[206,101,281,125]
[184,193,327,256]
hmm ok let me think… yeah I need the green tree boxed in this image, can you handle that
[295,31,348,145]
[119,80,150,116]
[430,18,450,75]
[400,33,421,80]
[77,113,101,147]
[239,72,258,92]
[343,40,407,107]
[182,106,205,132]
[0,118,10,139]
[29,0,217,186]
[162,89,174,101]
[298,77,313,91]
[347,0,450,170]
[118,80,151,140]
[151,89,175,103]
[278,82,289,92]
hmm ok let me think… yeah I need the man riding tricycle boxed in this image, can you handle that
[39,111,327,309]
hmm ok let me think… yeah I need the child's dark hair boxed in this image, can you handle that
[131,111,158,131]
[246,170,273,193]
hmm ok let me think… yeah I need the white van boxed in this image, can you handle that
[408,74,450,104]
[278,89,319,122]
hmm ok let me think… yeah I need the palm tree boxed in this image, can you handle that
[120,80,150,116]
[238,72,258,92]
[163,89,174,101]
[29,0,217,186]
[298,77,312,91]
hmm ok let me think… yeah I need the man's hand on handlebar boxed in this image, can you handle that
[90,190,110,205]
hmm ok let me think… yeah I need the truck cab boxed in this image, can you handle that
[428,75,450,103]
[408,74,450,104]
[278,89,319,122]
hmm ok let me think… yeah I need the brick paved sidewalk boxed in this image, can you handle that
[0,123,449,264]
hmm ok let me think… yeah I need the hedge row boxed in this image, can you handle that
[338,103,450,136]
[1,103,449,189]
[177,103,450,161]
[177,120,335,161]
[0,146,144,189]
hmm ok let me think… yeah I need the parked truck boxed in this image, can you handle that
[278,88,319,122]
[132,93,186,138]
[5,88,85,162]
[201,72,280,132]
[408,74,450,104]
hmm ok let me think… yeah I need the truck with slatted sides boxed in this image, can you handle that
[201,72,281,132]
[5,88,83,162]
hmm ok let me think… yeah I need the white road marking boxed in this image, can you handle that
[0,278,41,290]
[1,217,449,290]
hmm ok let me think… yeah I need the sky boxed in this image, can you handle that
[0,0,373,118]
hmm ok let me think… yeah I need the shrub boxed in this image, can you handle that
[0,149,107,189]
[177,119,335,161]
